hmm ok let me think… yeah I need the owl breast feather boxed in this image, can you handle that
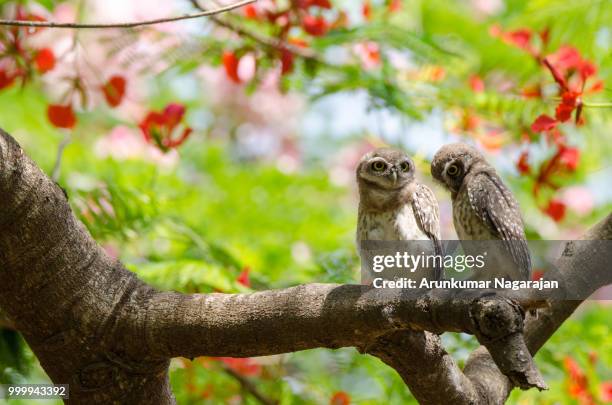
[357,205,429,241]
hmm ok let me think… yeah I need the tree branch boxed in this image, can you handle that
[221,364,278,405]
[0,0,255,29]
[189,0,320,60]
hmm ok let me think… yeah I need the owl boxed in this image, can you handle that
[431,143,531,281]
[356,148,443,282]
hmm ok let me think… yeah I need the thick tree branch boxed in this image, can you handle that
[0,0,254,29]
[366,330,482,405]
[460,214,612,404]
[0,128,609,404]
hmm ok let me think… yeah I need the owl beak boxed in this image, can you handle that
[389,169,398,185]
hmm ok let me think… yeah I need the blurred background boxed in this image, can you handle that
[0,0,610,403]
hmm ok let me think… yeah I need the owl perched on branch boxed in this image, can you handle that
[356,148,443,282]
[431,143,531,281]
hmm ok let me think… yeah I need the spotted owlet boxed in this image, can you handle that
[356,148,443,281]
[431,143,531,281]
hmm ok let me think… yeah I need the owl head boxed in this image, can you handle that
[356,148,415,190]
[431,143,488,194]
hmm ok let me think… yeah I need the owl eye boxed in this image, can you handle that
[371,161,386,172]
[399,161,411,172]
[447,164,461,177]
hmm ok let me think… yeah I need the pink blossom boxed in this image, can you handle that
[561,186,594,216]
[237,53,257,82]
[95,126,179,167]
[353,42,381,70]
[198,67,304,160]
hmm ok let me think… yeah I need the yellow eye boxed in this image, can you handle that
[447,164,460,176]
[371,161,386,172]
[400,161,411,172]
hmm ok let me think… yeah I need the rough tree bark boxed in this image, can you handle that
[0,129,610,404]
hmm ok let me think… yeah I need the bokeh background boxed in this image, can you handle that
[0,0,610,403]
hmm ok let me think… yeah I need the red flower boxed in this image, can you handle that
[559,145,579,171]
[302,15,329,36]
[490,26,536,54]
[47,104,76,129]
[280,49,294,75]
[0,69,16,90]
[237,267,251,287]
[555,91,578,122]
[307,0,332,8]
[330,391,351,405]
[546,46,597,85]
[217,357,261,377]
[563,356,595,404]
[469,75,485,93]
[531,270,544,281]
[288,37,309,48]
[531,114,557,132]
[505,29,532,50]
[34,48,55,73]
[362,1,372,20]
[389,0,402,12]
[243,4,259,19]
[139,103,192,152]
[521,84,542,99]
[517,151,531,175]
[102,75,127,107]
[601,381,612,402]
[544,199,566,222]
[222,51,241,83]
[537,46,601,126]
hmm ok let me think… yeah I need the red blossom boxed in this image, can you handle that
[362,1,372,20]
[281,49,294,75]
[544,199,566,222]
[389,0,402,12]
[0,69,16,90]
[522,84,542,98]
[217,357,261,376]
[601,381,612,402]
[102,75,127,107]
[222,51,241,83]
[537,46,601,127]
[490,25,538,55]
[531,270,544,281]
[243,4,259,19]
[34,48,55,73]
[47,104,76,129]
[555,92,578,122]
[563,357,595,404]
[546,46,597,84]
[531,114,557,132]
[469,75,485,92]
[330,391,351,405]
[505,29,532,50]
[237,267,251,287]
[304,0,332,8]
[288,37,309,48]
[302,15,329,36]
[139,103,192,152]
[559,145,579,171]
[517,151,531,175]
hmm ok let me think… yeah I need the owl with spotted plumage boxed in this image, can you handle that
[356,148,443,282]
[431,143,531,281]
